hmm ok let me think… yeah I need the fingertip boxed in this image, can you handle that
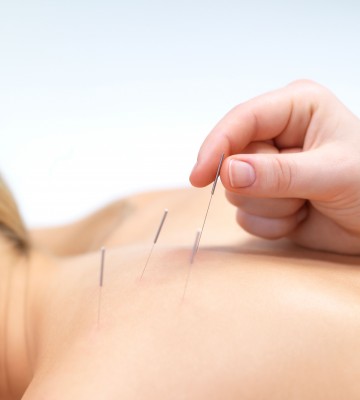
[189,171,204,188]
[189,139,230,188]
[219,157,231,189]
[189,160,213,187]
[189,159,201,187]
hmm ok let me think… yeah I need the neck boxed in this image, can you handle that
[0,241,51,399]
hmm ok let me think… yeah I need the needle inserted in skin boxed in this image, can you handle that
[97,246,106,327]
[140,209,168,280]
[181,229,201,302]
[193,153,225,261]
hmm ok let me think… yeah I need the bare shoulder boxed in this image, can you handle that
[29,186,208,254]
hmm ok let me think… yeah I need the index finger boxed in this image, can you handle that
[190,80,319,187]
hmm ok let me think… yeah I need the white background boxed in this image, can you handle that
[1,0,360,227]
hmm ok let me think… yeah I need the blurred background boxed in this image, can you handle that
[1,0,359,227]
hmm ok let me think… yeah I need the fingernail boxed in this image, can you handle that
[229,160,256,188]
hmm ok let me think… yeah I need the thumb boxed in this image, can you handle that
[222,149,346,200]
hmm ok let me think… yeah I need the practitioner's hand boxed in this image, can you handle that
[190,80,360,255]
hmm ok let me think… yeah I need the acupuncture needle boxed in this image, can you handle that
[193,153,225,261]
[140,209,168,280]
[97,246,106,328]
[181,229,201,302]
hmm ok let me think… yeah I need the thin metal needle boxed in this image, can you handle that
[193,153,225,260]
[181,229,201,302]
[140,209,168,280]
[97,246,106,328]
[190,229,201,265]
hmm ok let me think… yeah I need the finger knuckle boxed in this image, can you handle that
[270,157,296,195]
[236,209,286,240]
[226,191,247,207]
[288,79,329,100]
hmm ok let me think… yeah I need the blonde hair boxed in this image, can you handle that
[0,176,29,253]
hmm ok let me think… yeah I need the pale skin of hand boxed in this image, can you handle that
[190,80,360,255]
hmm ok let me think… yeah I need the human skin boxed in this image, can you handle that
[1,186,360,399]
[190,80,360,254]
